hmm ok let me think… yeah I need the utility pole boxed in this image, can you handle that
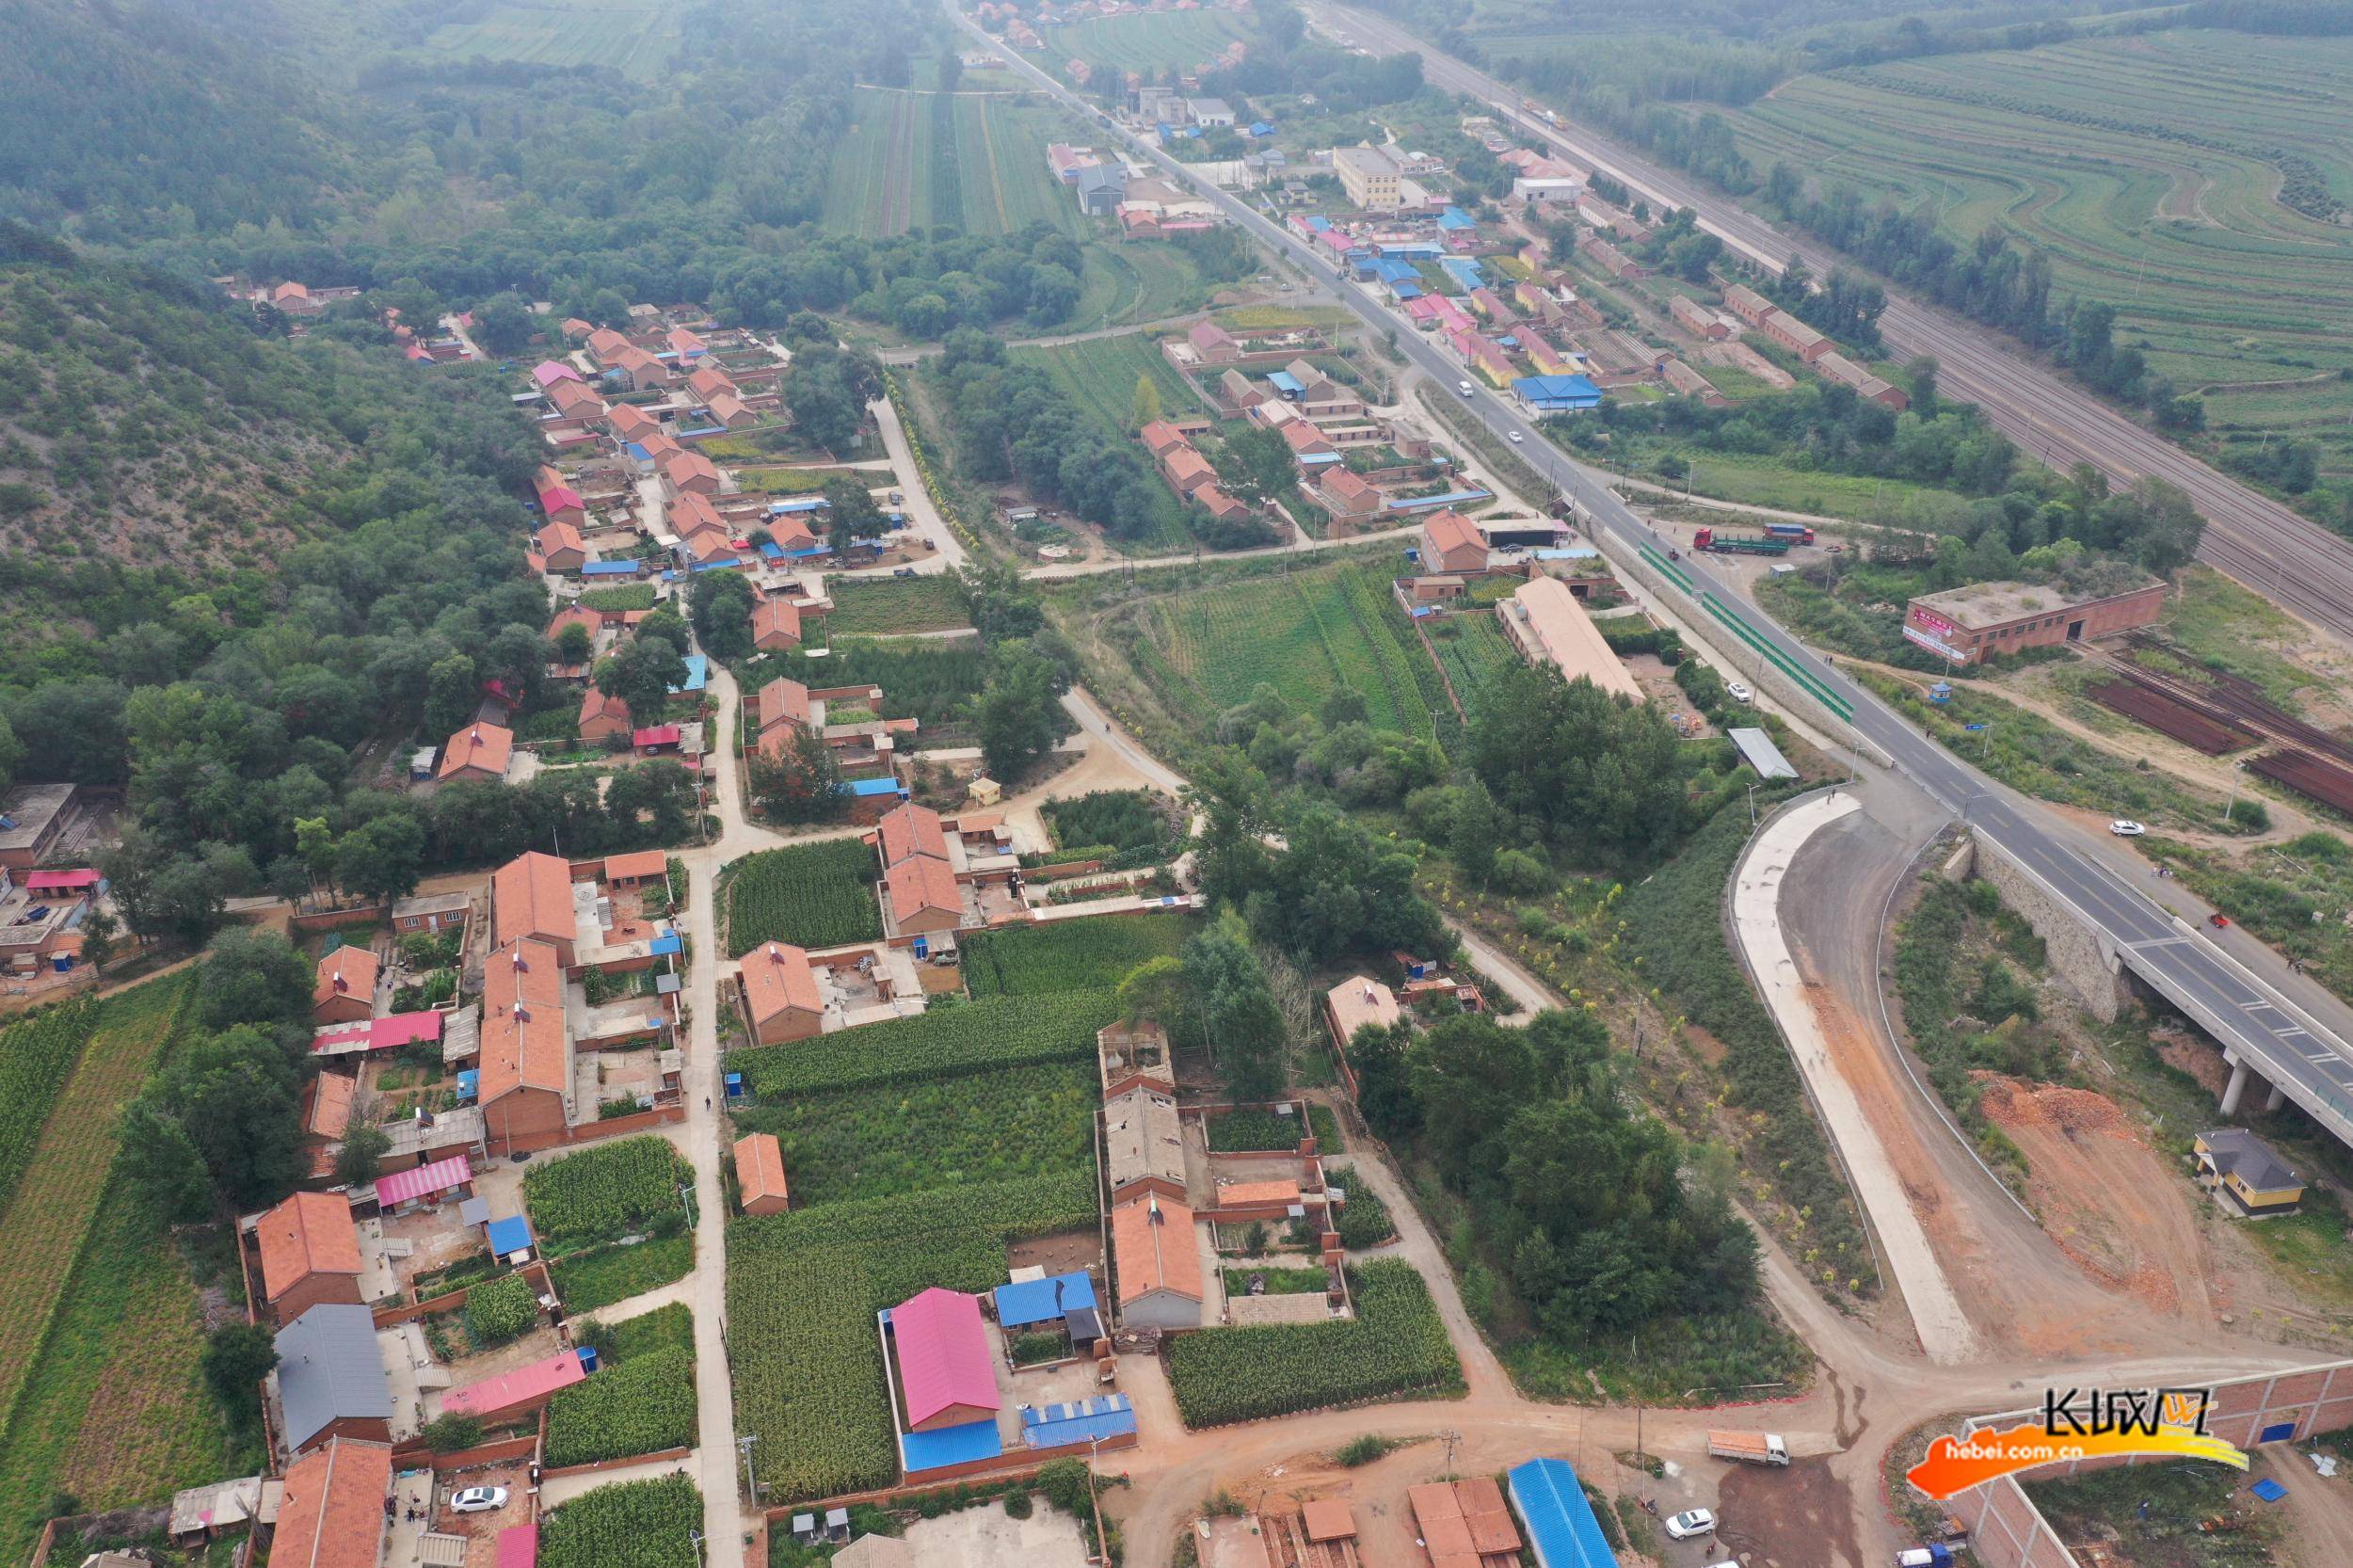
[737,1433,760,1501]
[1085,1437,1107,1563]
[2223,760,2245,828]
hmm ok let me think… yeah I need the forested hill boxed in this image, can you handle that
[0,0,351,245]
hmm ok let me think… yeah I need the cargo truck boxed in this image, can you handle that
[1693,527,1792,556]
[1706,1431,1789,1465]
[1762,522,1815,544]
[1896,1547,1957,1568]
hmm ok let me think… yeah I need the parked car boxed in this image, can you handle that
[2109,820,2147,837]
[2210,912,2232,928]
[451,1488,508,1514]
[1458,380,1476,396]
[1509,430,1525,443]
[1725,680,1753,704]
[1664,1510,1716,1541]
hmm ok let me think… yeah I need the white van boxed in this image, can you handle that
[1457,379,1475,397]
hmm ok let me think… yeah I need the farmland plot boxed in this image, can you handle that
[1165,1259,1463,1426]
[955,98,1087,239]
[522,1136,694,1249]
[1042,10,1257,74]
[723,838,885,954]
[963,912,1196,997]
[541,1475,701,1568]
[422,1,679,77]
[726,989,1119,1097]
[1146,563,1437,736]
[0,974,192,1447]
[822,89,930,238]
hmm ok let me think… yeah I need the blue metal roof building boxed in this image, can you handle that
[1437,206,1476,232]
[902,1418,1002,1474]
[1022,1395,1137,1450]
[486,1214,532,1256]
[1439,256,1486,291]
[580,559,641,578]
[995,1272,1097,1330]
[841,776,910,801]
[1512,375,1605,413]
[1388,280,1424,301]
[1267,370,1305,398]
[769,496,832,516]
[1355,256,1418,284]
[1378,241,1443,260]
[669,654,708,695]
[1508,1458,1618,1568]
[1387,486,1495,513]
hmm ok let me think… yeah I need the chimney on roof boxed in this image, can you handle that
[1147,1194,1163,1225]
[333,974,348,994]
[514,1004,530,1023]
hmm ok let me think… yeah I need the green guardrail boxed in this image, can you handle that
[1639,544,1694,594]
[1698,591,1854,722]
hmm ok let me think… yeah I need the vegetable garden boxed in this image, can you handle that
[1206,1104,1341,1154]
[756,640,983,726]
[540,1475,703,1568]
[545,1318,696,1469]
[826,577,973,638]
[962,913,1196,998]
[550,1232,693,1315]
[723,838,885,955]
[522,1137,693,1249]
[1165,1261,1463,1426]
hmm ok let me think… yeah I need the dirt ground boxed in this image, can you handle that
[2250,1446,2353,1568]
[1975,1075,2218,1325]
[1720,1454,1862,1568]
[1006,1229,1104,1278]
[901,1499,1092,1568]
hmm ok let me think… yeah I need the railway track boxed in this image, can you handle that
[1312,1,2353,646]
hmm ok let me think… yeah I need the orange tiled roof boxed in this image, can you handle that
[739,941,822,1023]
[1111,1194,1202,1304]
[256,1191,362,1302]
[273,1439,392,1568]
[733,1132,790,1207]
[491,851,576,951]
[478,938,568,1105]
[312,946,378,1011]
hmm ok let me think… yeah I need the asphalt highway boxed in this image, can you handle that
[1310,1,2353,647]
[948,2,2353,1144]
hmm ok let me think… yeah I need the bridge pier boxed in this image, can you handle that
[2266,1080,2289,1113]
[2222,1056,2252,1116]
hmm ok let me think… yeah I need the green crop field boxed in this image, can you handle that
[823,88,1086,239]
[1711,31,2353,471]
[421,1,679,78]
[1043,10,1257,74]
[826,576,973,637]
[1065,244,1217,336]
[722,838,886,955]
[1423,611,1523,715]
[1142,561,1438,736]
[1013,333,1205,552]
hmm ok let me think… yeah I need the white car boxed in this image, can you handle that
[2110,820,2147,837]
[450,1487,509,1514]
[1664,1510,1716,1541]
[1724,680,1753,704]
[1509,430,1525,443]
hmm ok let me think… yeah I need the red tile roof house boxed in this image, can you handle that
[706,391,756,430]
[480,937,571,1151]
[312,946,378,1026]
[585,327,634,366]
[437,722,514,783]
[669,489,728,541]
[1138,420,1190,459]
[271,1438,393,1568]
[546,378,609,426]
[1420,510,1490,575]
[1192,484,1255,526]
[888,1287,1000,1432]
[534,464,586,528]
[734,1131,792,1215]
[750,597,804,651]
[1160,446,1220,500]
[874,802,950,869]
[686,364,738,405]
[254,1190,365,1325]
[1279,419,1340,468]
[1186,319,1241,364]
[1316,465,1386,528]
[534,520,587,573]
[579,687,632,745]
[611,344,672,392]
[665,326,708,360]
[491,850,580,969]
[738,940,824,1047]
[886,855,966,937]
[658,445,722,498]
[607,402,660,446]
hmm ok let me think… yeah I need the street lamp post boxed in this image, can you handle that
[1746,781,1759,829]
[2223,760,2245,828]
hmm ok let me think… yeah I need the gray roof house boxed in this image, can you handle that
[274,1304,394,1453]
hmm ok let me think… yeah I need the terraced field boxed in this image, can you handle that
[1041,10,1257,74]
[1144,561,1438,735]
[1426,611,1523,715]
[421,0,679,77]
[1714,31,2353,472]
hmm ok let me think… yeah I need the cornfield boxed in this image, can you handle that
[540,1475,701,1568]
[522,1136,692,1248]
[1166,1261,1463,1427]
[724,838,885,955]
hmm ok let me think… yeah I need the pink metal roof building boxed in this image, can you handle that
[496,1525,537,1568]
[373,1153,472,1209]
[890,1288,999,1431]
[440,1350,584,1419]
[311,1011,445,1056]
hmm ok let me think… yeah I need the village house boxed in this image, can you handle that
[0,783,79,872]
[270,1437,392,1568]
[609,344,672,392]
[607,402,660,447]
[273,1305,394,1453]
[392,890,470,936]
[436,722,514,783]
[579,686,633,744]
[737,940,824,1047]
[479,937,571,1151]
[1316,465,1386,529]
[535,465,587,528]
[491,850,580,969]
[1419,510,1489,574]
[534,520,588,573]
[254,1190,365,1325]
[312,946,378,1027]
[1111,1193,1202,1330]
[1186,319,1241,364]
[658,445,722,498]
[585,328,632,365]
[751,597,805,651]
[546,378,609,426]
